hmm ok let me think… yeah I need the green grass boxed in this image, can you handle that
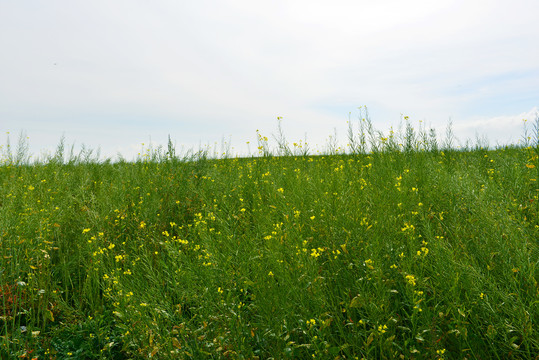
[1,119,538,359]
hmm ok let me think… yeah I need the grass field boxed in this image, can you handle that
[1,117,538,359]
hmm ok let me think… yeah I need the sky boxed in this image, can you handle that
[1,0,538,160]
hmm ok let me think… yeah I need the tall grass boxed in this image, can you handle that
[1,114,538,359]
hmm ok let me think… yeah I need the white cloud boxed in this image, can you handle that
[452,107,539,146]
[1,0,538,159]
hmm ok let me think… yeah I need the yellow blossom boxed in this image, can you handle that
[406,274,417,286]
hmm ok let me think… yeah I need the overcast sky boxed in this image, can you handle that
[1,0,538,159]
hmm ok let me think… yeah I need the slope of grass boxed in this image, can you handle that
[1,123,538,359]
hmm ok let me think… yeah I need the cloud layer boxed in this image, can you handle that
[1,0,538,159]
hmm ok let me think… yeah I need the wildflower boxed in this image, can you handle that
[365,259,374,269]
[405,274,416,286]
[311,248,322,258]
[401,223,415,232]
[277,187,284,193]
[268,271,274,276]
[82,228,91,234]
[378,325,388,334]
[139,221,146,229]
[307,319,316,327]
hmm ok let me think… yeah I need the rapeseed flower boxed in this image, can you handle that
[406,274,417,286]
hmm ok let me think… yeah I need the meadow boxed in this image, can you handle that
[1,116,538,359]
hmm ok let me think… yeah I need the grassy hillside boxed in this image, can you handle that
[1,122,538,359]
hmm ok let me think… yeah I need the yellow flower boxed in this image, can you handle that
[405,274,417,286]
[82,228,91,234]
[268,271,274,276]
[365,259,374,269]
[401,223,415,232]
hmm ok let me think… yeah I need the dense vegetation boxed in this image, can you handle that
[1,117,538,359]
